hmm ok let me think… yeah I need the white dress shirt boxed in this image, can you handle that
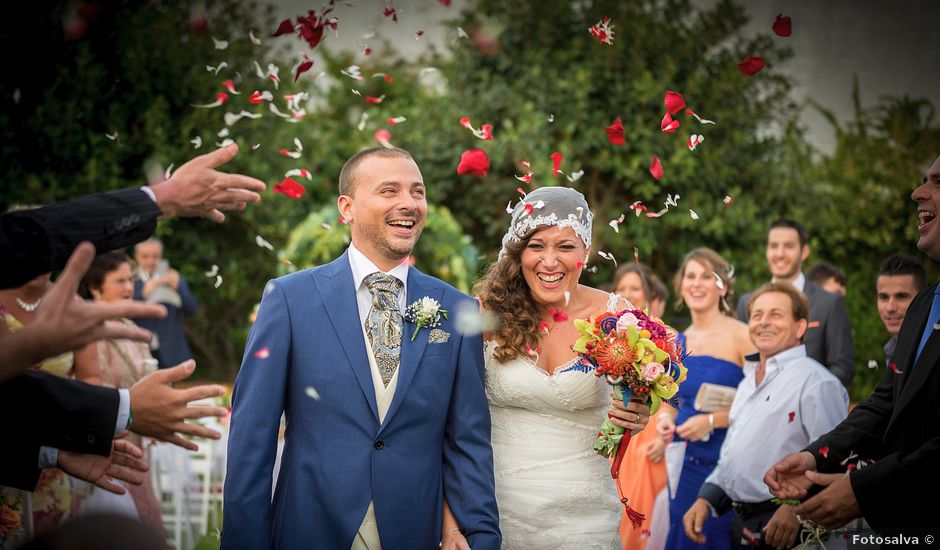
[347,244,409,550]
[704,345,848,504]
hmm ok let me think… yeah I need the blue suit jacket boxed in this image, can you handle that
[222,252,500,549]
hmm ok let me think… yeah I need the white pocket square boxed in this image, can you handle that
[428,329,450,343]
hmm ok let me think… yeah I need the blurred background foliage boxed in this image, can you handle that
[2,0,938,400]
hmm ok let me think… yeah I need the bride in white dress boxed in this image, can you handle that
[442,187,651,550]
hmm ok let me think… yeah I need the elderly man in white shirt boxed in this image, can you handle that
[684,282,849,550]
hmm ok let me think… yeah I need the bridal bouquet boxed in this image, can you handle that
[573,308,686,527]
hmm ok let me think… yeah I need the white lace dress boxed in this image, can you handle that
[485,297,624,549]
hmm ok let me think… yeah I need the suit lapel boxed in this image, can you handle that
[380,268,443,432]
[315,252,379,422]
[885,285,936,434]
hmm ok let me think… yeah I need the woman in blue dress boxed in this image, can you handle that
[662,248,755,550]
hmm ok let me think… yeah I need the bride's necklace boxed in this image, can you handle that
[15,296,42,312]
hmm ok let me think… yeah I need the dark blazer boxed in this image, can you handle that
[805,283,940,531]
[134,275,198,368]
[0,188,160,289]
[737,280,855,387]
[0,370,119,490]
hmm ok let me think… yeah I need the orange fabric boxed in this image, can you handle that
[618,408,670,550]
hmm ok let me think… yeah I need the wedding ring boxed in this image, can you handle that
[633,414,640,423]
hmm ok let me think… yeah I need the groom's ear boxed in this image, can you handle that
[337,195,353,224]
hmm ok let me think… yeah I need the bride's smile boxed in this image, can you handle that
[521,226,586,307]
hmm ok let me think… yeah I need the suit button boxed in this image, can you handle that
[87,434,95,444]
[374,440,384,450]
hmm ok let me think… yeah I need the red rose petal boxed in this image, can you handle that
[648,156,663,180]
[254,347,270,359]
[294,57,314,82]
[272,18,295,37]
[524,203,535,215]
[274,177,305,199]
[548,307,568,322]
[787,411,796,423]
[576,261,585,269]
[383,73,394,83]
[456,149,490,177]
[481,124,494,140]
[217,92,230,104]
[605,118,625,145]
[383,7,398,22]
[819,445,829,458]
[459,117,472,128]
[738,55,765,76]
[661,112,680,133]
[772,14,792,37]
[365,95,385,104]
[664,90,686,116]
[551,152,563,178]
[373,129,391,145]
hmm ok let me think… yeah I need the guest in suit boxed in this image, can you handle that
[876,253,926,367]
[0,144,265,376]
[807,261,847,297]
[765,154,940,532]
[133,238,197,369]
[222,147,500,549]
[736,219,855,388]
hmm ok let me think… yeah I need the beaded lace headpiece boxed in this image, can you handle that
[499,186,593,259]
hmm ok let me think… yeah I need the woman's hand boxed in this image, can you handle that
[440,529,471,550]
[675,414,712,442]
[644,437,666,462]
[609,399,651,432]
[656,412,676,442]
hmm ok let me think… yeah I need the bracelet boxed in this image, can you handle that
[708,413,714,434]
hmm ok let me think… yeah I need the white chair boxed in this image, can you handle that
[151,441,196,550]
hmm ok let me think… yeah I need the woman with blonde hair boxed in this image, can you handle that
[663,248,754,550]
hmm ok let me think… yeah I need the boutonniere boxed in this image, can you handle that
[403,296,448,341]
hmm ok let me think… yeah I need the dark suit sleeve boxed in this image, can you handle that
[178,275,198,316]
[443,297,501,549]
[0,433,43,491]
[0,370,119,454]
[824,294,855,387]
[0,188,160,289]
[806,364,895,471]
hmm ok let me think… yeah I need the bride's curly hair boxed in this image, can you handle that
[473,237,543,362]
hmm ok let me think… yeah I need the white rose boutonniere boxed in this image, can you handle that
[404,296,448,341]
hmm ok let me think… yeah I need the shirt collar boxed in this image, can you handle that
[348,243,409,293]
[792,272,806,292]
[752,344,807,378]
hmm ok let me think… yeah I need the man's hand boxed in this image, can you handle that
[764,451,817,500]
[793,472,861,529]
[763,504,800,550]
[57,438,149,495]
[128,360,228,451]
[682,498,710,544]
[150,144,266,222]
[0,243,167,381]
[163,269,181,290]
[609,398,651,432]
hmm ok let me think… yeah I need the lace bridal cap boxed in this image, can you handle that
[499,186,593,259]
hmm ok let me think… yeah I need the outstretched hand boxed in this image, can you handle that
[57,437,149,495]
[793,471,861,529]
[128,360,228,451]
[764,451,817,500]
[150,144,266,222]
[609,398,651,432]
[1,242,167,381]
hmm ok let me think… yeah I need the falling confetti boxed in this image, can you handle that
[687,134,704,151]
[365,95,386,104]
[212,37,229,50]
[661,112,680,133]
[105,131,119,141]
[649,156,664,180]
[819,445,829,458]
[387,116,406,125]
[738,55,765,76]
[285,168,312,180]
[305,386,321,400]
[191,136,202,149]
[207,62,228,75]
[456,149,490,176]
[205,265,219,277]
[564,291,571,305]
[606,118,625,145]
[664,91,686,115]
[690,209,699,220]
[255,235,275,251]
[547,307,568,322]
[867,360,878,369]
[294,55,314,81]
[551,152,563,178]
[459,117,494,140]
[192,92,229,109]
[254,347,270,359]
[374,129,393,148]
[723,195,734,205]
[274,177,305,199]
[787,411,796,423]
[608,213,625,233]
[589,16,614,45]
[249,30,262,45]
[772,14,792,37]
[278,138,303,159]
[713,272,724,290]
[566,170,584,182]
[597,250,617,267]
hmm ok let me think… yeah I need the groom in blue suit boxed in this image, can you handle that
[222,147,500,549]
